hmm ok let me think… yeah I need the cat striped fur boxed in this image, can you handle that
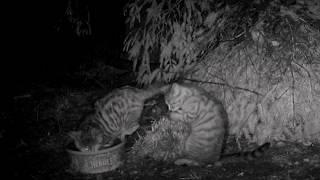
[162,83,270,166]
[69,84,169,152]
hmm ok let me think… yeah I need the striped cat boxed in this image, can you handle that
[163,83,269,166]
[68,115,105,152]
[69,84,169,152]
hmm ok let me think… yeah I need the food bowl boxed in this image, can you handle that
[67,142,125,174]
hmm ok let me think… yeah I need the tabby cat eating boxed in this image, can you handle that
[68,84,169,152]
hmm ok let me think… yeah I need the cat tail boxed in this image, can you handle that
[220,142,271,161]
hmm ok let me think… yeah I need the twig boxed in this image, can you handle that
[290,64,296,115]
[13,94,32,100]
[183,78,262,96]
[92,78,106,89]
[291,61,311,78]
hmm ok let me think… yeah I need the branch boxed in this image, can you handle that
[183,78,262,96]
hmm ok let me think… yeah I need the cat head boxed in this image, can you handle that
[69,112,122,152]
[165,83,192,111]
[164,83,200,122]
[68,127,104,152]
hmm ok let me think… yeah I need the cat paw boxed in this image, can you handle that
[174,159,200,166]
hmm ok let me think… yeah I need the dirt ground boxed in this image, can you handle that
[4,72,320,180]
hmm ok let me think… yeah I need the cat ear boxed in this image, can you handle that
[68,131,82,141]
[68,131,88,152]
[171,83,182,94]
[158,83,172,93]
[172,83,179,89]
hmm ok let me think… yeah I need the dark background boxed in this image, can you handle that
[4,1,127,99]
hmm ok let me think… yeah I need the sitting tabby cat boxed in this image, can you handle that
[163,83,270,166]
[68,84,169,152]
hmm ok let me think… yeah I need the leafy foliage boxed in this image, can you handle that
[123,0,320,85]
[123,0,227,84]
[55,0,92,37]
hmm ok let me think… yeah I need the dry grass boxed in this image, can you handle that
[128,117,190,163]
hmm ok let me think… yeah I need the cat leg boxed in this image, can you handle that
[120,111,140,142]
[103,137,116,148]
[122,110,142,137]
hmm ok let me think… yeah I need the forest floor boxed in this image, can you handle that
[3,63,320,180]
